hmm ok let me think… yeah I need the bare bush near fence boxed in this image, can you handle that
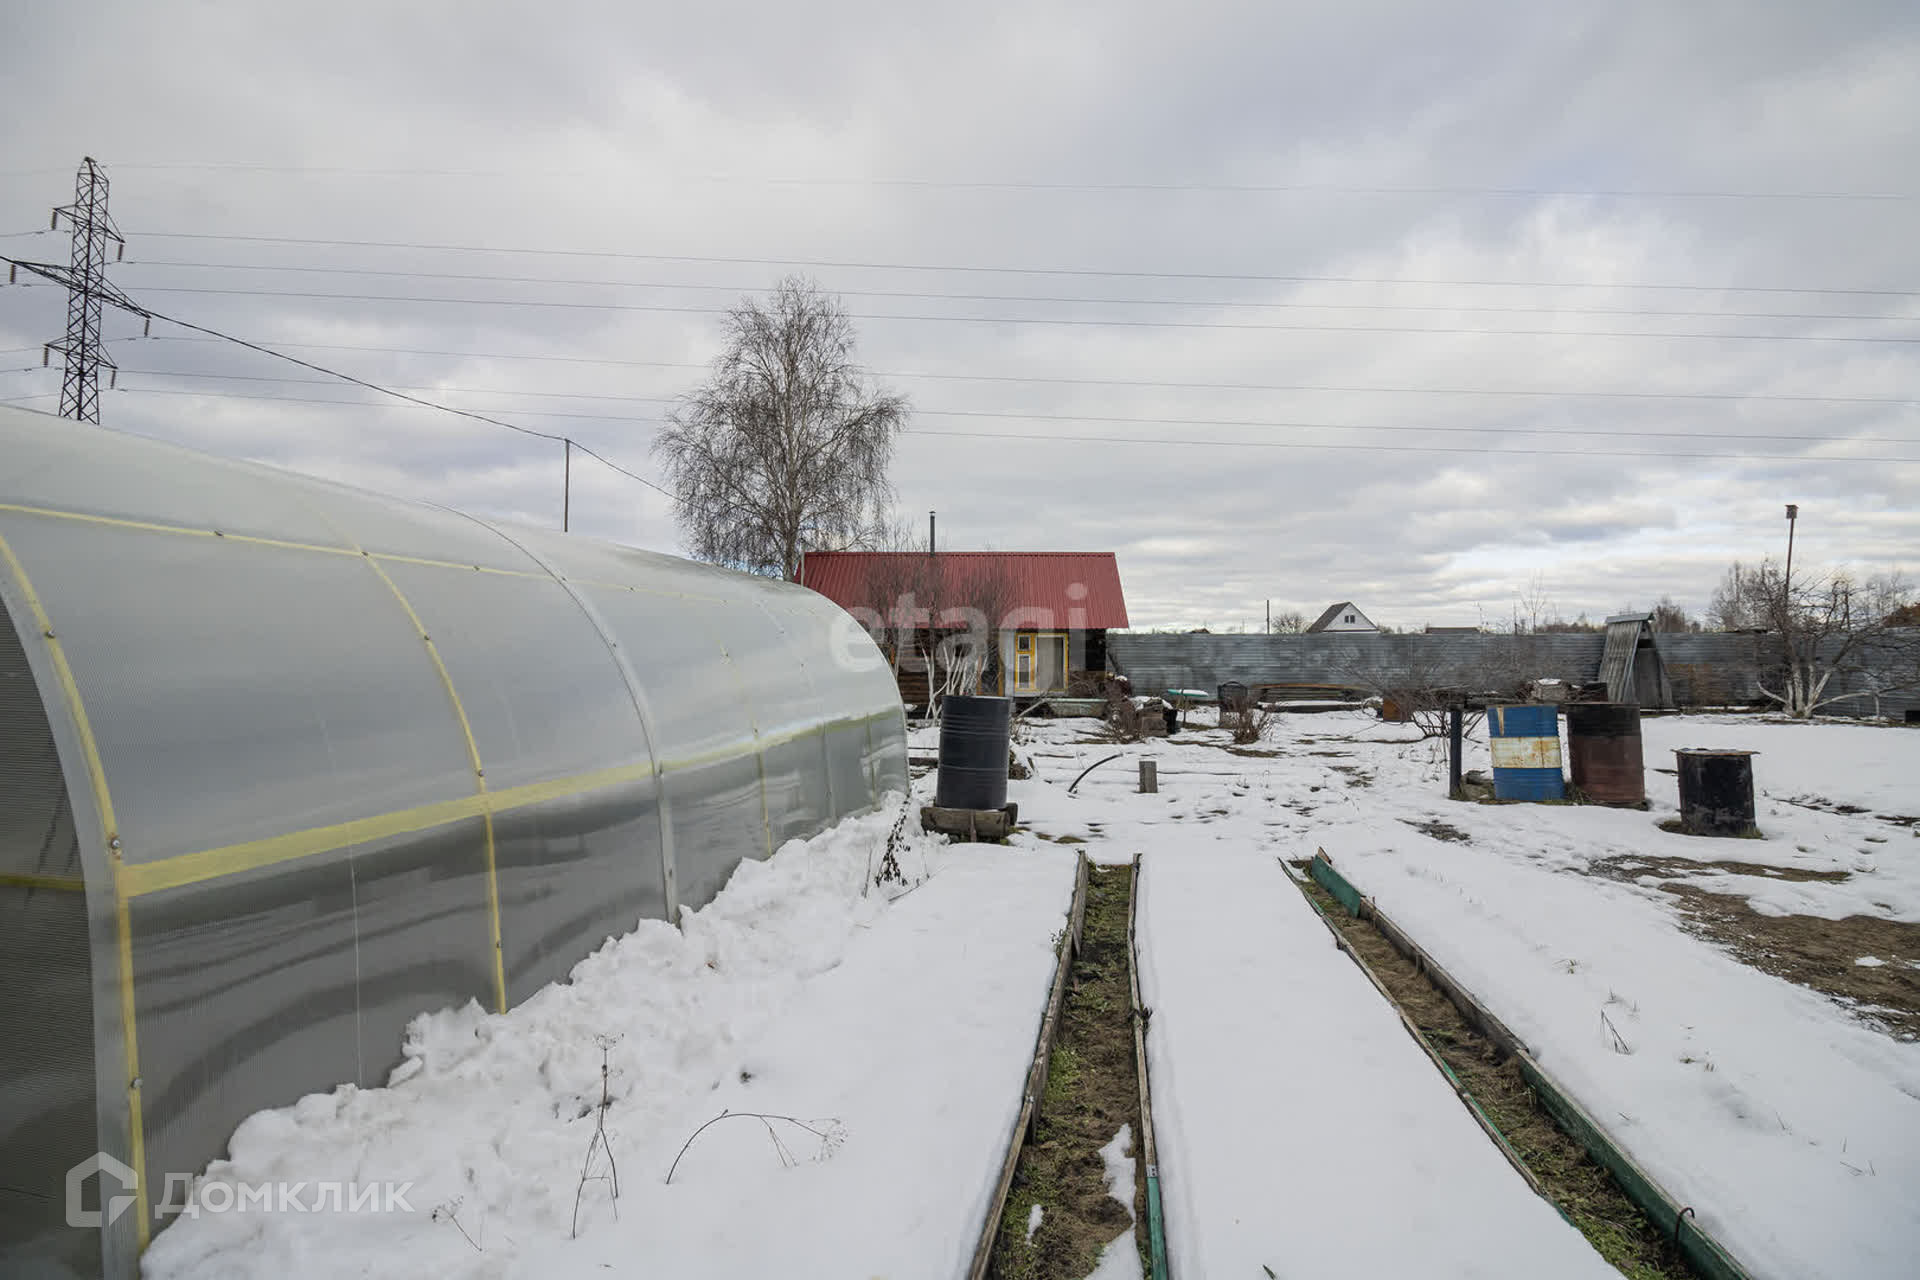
[1336,644,1475,740]
[1223,707,1270,744]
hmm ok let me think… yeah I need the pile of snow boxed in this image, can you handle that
[144,799,1079,1279]
[1086,1125,1144,1280]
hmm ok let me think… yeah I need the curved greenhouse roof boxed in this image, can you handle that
[0,404,907,1277]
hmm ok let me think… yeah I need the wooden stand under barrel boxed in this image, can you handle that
[921,801,1020,842]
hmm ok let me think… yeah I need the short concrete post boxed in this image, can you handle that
[1139,760,1158,794]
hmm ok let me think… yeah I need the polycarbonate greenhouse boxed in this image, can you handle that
[0,404,908,1277]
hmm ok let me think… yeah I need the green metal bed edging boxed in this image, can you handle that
[1304,851,1755,1280]
[1128,852,1173,1280]
[1306,851,1365,916]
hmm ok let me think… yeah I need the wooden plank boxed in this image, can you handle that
[968,851,1090,1280]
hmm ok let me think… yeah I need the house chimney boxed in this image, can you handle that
[929,510,936,556]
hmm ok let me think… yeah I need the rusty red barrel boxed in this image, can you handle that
[1566,702,1645,807]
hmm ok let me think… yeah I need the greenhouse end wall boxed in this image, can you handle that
[0,404,908,1277]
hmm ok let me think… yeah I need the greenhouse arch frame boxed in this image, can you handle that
[0,404,907,1276]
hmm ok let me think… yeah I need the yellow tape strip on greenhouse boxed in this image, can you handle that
[0,531,153,1248]
[119,763,638,897]
[0,871,87,892]
[355,552,510,1016]
[119,707,900,899]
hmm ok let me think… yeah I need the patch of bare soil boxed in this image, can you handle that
[1586,855,1848,884]
[992,867,1146,1279]
[1584,856,1920,1038]
[1401,817,1473,844]
[1291,873,1689,1279]
[1659,886,1920,1040]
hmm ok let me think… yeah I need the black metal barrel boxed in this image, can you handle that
[936,695,1013,810]
[1217,681,1250,714]
[1566,703,1645,807]
[1674,749,1758,836]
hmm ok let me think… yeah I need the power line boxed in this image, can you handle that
[129,232,1920,298]
[144,312,674,498]
[97,164,1917,200]
[903,426,1917,466]
[112,260,1920,324]
[78,284,1920,343]
[131,337,1920,407]
[3,249,672,500]
[110,372,1920,446]
[110,385,1919,463]
[97,385,661,495]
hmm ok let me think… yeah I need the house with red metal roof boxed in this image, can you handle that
[798,550,1129,707]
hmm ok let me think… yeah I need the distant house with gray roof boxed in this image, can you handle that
[1305,601,1378,633]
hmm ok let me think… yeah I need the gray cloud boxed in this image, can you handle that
[2,0,1915,633]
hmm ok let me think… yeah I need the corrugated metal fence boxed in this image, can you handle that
[1106,631,1918,720]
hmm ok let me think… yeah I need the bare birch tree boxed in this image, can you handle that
[654,277,907,580]
[1717,559,1918,716]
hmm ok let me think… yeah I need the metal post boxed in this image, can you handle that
[1783,503,1797,607]
[929,509,936,554]
[1138,759,1157,794]
[563,438,572,531]
[1448,705,1464,799]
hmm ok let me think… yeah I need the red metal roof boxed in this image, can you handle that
[799,551,1129,630]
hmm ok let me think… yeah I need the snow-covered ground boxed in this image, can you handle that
[142,710,1918,1280]
[1086,1126,1143,1280]
[1138,842,1616,1278]
[980,708,1920,1280]
[142,800,1079,1280]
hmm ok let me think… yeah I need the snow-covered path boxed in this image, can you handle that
[1135,843,1617,1279]
[142,804,1078,1280]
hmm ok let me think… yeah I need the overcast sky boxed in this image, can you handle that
[2,0,1915,630]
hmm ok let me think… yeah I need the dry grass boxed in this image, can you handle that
[992,868,1147,1278]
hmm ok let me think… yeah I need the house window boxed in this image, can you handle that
[1009,632,1069,695]
[1344,613,1355,623]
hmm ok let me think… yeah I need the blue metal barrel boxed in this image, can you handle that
[1488,703,1565,801]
